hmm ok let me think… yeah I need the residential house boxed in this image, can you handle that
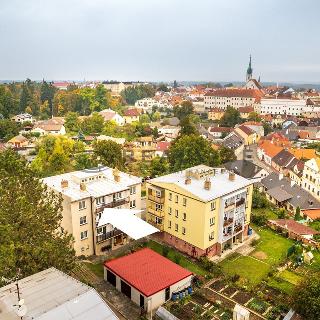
[241,121,265,137]
[208,126,232,139]
[104,248,192,312]
[234,125,260,145]
[257,140,283,166]
[208,108,224,121]
[302,158,320,198]
[238,106,254,119]
[288,148,317,161]
[123,108,141,124]
[99,108,125,126]
[271,149,297,173]
[97,135,126,145]
[43,167,142,256]
[7,135,29,148]
[157,125,180,140]
[288,161,304,187]
[258,172,320,212]
[301,208,320,221]
[32,119,66,136]
[11,113,34,123]
[52,81,70,90]
[224,160,269,181]
[146,165,254,258]
[222,133,244,159]
[155,141,171,158]
[124,136,157,161]
[0,267,118,320]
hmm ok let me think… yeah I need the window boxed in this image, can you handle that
[168,207,172,215]
[114,192,122,200]
[209,231,214,241]
[80,230,88,240]
[156,190,162,198]
[210,202,215,211]
[169,192,172,201]
[130,200,136,208]
[175,195,179,203]
[80,216,87,225]
[209,217,215,226]
[156,203,162,211]
[175,224,178,232]
[183,198,187,206]
[130,186,136,195]
[79,200,86,210]
[182,227,186,235]
[96,196,105,206]
[183,213,186,221]
[175,209,179,218]
[168,220,171,228]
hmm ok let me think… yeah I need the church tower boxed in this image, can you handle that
[246,55,253,82]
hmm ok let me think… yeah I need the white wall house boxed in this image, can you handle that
[259,98,307,116]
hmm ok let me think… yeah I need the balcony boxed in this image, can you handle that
[234,225,243,233]
[96,229,123,243]
[236,198,245,207]
[225,202,235,210]
[223,218,234,227]
[148,194,165,204]
[148,206,164,217]
[147,219,163,231]
[96,197,130,213]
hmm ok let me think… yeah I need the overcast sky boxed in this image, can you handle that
[1,0,320,82]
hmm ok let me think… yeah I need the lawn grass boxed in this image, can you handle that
[252,208,278,220]
[279,270,302,285]
[251,227,293,265]
[267,277,294,295]
[146,240,209,276]
[220,255,270,287]
[83,261,104,278]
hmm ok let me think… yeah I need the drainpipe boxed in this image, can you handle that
[90,196,96,255]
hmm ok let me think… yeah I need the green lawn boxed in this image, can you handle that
[146,240,209,276]
[279,270,302,285]
[267,270,302,294]
[251,227,293,265]
[84,261,104,278]
[220,254,270,287]
[252,208,278,220]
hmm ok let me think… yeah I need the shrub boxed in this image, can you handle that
[162,246,170,257]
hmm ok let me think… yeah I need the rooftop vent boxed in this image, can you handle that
[113,167,120,182]
[229,171,236,181]
[204,178,211,190]
[80,182,86,191]
[61,179,68,188]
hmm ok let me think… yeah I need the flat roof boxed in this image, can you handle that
[150,165,252,202]
[98,209,159,240]
[0,268,118,320]
[104,248,192,297]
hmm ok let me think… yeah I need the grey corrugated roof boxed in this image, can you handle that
[272,149,295,167]
[224,160,263,179]
[267,186,293,202]
[0,268,118,320]
[260,173,320,210]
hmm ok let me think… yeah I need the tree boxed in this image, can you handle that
[252,188,269,209]
[218,146,236,163]
[0,149,75,281]
[150,157,170,177]
[64,112,80,134]
[247,111,261,122]
[263,122,273,136]
[180,115,198,136]
[220,106,243,127]
[40,80,56,116]
[152,111,161,122]
[294,206,301,221]
[0,119,20,141]
[93,140,124,169]
[168,134,220,171]
[121,84,156,105]
[81,112,105,134]
[291,272,320,320]
[174,101,194,120]
[157,84,169,92]
[74,153,97,170]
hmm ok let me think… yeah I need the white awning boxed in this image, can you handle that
[98,208,159,240]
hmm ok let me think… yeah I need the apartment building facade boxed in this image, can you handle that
[259,98,307,116]
[43,167,141,256]
[146,165,253,258]
[302,158,320,199]
[204,89,262,110]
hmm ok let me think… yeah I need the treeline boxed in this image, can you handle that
[0,80,156,119]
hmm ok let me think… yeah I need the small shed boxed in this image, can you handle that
[233,304,250,320]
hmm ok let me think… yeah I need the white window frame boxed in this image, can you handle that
[80,230,88,240]
[79,200,86,210]
[80,216,87,226]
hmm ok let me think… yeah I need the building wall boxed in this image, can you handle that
[259,99,307,116]
[302,159,320,198]
[204,96,256,110]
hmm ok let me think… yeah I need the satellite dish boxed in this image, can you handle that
[13,304,28,317]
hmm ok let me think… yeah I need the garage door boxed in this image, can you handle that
[121,280,131,299]
[107,270,116,287]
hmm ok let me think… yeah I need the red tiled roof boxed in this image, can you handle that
[238,106,254,113]
[156,141,170,151]
[104,248,192,297]
[205,89,263,99]
[270,219,319,235]
[209,127,232,133]
[124,108,140,117]
[302,209,320,221]
[237,125,254,135]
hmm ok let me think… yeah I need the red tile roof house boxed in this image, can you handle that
[208,126,232,138]
[104,248,193,313]
[155,141,171,157]
[268,219,320,242]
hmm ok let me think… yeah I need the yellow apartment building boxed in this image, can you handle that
[146,165,253,258]
[43,167,141,256]
[302,158,320,199]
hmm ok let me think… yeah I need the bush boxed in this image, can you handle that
[251,239,259,246]
[199,257,222,276]
[251,212,268,226]
[231,274,240,282]
[162,246,170,257]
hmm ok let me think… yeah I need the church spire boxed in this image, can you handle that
[246,55,253,82]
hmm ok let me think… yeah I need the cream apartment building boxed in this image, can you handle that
[43,167,141,256]
[259,98,307,116]
[302,158,320,199]
[146,165,253,258]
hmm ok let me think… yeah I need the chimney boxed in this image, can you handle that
[61,179,68,188]
[185,170,191,184]
[204,178,211,190]
[229,171,236,181]
[80,182,86,191]
[113,168,120,182]
[279,173,284,180]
